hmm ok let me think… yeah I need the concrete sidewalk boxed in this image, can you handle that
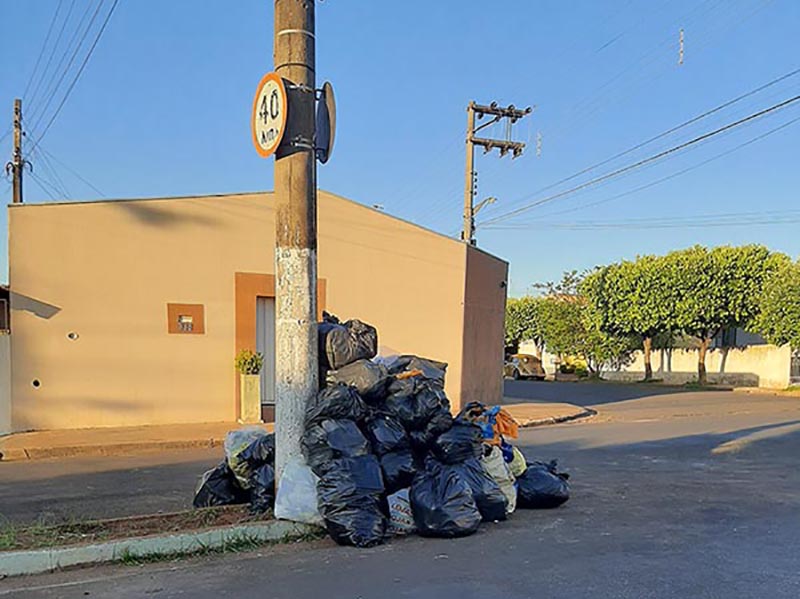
[0,402,591,462]
[0,422,273,462]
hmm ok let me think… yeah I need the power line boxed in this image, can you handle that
[27,0,121,155]
[28,170,61,202]
[22,1,66,100]
[480,94,800,226]
[39,145,106,197]
[510,66,800,206]
[486,210,800,231]
[517,114,800,223]
[28,0,106,134]
[26,0,79,113]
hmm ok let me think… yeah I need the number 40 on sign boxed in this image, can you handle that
[251,72,288,158]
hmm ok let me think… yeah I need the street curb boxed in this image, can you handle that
[0,439,224,462]
[517,408,597,428]
[0,520,320,578]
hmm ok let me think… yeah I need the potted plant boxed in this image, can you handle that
[235,349,264,424]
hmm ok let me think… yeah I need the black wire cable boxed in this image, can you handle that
[27,0,121,156]
[22,0,66,101]
[28,0,106,133]
[480,94,800,226]
[26,0,79,113]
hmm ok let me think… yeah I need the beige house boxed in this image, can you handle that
[4,191,508,433]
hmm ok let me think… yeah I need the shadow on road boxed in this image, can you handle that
[503,379,720,407]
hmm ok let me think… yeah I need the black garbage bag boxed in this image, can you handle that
[193,462,249,508]
[410,462,481,538]
[388,355,448,383]
[316,455,387,547]
[446,458,507,522]
[318,318,378,371]
[302,419,370,475]
[249,463,276,513]
[516,461,571,509]
[380,449,416,494]
[382,378,450,431]
[408,409,454,450]
[239,433,275,469]
[362,414,409,456]
[431,422,483,464]
[306,383,368,425]
[327,360,390,402]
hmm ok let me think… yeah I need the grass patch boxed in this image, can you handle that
[0,506,277,553]
[115,527,327,567]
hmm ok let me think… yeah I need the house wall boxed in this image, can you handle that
[0,334,10,434]
[9,191,474,431]
[603,345,792,388]
[460,245,508,405]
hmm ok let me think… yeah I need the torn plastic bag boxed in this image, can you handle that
[362,414,409,456]
[410,462,481,538]
[387,488,416,536]
[431,422,483,464]
[249,464,276,514]
[318,318,378,371]
[388,355,447,383]
[516,460,571,509]
[380,449,416,494]
[446,458,507,522]
[193,462,249,508]
[327,360,390,402]
[302,419,370,475]
[224,427,270,489]
[316,455,387,547]
[274,456,324,525]
[481,446,517,514]
[306,383,368,425]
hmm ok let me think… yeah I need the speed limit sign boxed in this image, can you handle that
[251,72,288,158]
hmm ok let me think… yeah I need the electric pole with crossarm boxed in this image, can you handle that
[462,101,531,245]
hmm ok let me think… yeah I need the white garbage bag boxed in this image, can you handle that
[274,456,324,526]
[482,445,517,515]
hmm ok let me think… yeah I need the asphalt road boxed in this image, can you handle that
[5,382,800,598]
[503,378,693,406]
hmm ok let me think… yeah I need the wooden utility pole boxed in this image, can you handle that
[273,0,318,483]
[462,102,476,245]
[462,101,532,245]
[9,99,24,204]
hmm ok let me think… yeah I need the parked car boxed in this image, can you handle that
[504,353,546,380]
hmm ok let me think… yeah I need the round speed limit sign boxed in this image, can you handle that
[251,72,288,158]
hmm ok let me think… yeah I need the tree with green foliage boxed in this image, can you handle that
[537,292,637,376]
[505,296,546,355]
[753,259,800,349]
[668,244,785,385]
[582,255,678,381]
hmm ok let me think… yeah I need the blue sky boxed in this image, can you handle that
[1,0,798,295]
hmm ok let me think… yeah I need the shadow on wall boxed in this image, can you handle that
[10,292,61,319]
[112,201,218,228]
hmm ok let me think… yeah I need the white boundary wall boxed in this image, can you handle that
[0,334,10,434]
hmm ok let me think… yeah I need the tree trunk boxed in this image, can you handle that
[643,336,653,381]
[698,336,710,385]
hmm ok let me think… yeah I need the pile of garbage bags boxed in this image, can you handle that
[193,312,571,548]
[193,427,276,514]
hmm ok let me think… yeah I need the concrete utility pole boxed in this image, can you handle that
[273,0,318,483]
[7,99,25,204]
[462,101,532,245]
